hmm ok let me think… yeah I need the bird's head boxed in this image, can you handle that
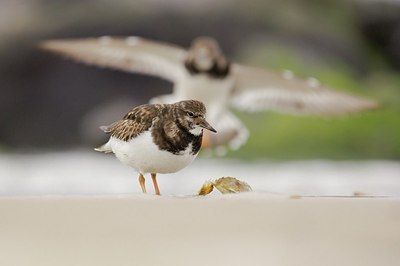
[174,100,217,136]
[185,37,230,77]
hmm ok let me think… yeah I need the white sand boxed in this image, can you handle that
[1,151,400,265]
[0,194,399,266]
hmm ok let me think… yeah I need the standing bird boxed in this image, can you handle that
[41,36,378,151]
[95,100,216,195]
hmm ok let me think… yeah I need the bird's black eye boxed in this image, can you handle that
[187,111,194,117]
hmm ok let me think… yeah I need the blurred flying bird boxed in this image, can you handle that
[41,36,378,151]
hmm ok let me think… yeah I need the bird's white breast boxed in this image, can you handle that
[107,131,197,174]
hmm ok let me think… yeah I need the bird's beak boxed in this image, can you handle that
[198,119,217,133]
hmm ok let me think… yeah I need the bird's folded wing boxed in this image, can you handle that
[40,36,187,82]
[102,104,159,141]
[230,64,379,115]
[101,119,149,142]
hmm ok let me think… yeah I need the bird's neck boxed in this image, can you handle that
[189,127,203,136]
[184,59,231,78]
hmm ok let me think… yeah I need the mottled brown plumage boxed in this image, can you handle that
[95,100,216,195]
[98,100,215,155]
[101,104,162,141]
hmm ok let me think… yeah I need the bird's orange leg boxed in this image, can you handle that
[151,173,161,195]
[139,174,146,193]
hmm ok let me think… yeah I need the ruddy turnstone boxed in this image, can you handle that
[95,100,216,195]
[41,36,378,151]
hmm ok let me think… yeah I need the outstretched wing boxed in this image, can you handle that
[230,64,379,115]
[40,36,187,82]
[101,104,160,141]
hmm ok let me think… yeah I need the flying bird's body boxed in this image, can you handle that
[155,70,234,119]
[41,36,378,151]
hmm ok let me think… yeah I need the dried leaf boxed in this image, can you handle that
[198,181,214,196]
[213,177,252,194]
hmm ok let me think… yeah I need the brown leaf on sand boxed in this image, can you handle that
[198,181,214,196]
[198,177,252,196]
[214,177,252,194]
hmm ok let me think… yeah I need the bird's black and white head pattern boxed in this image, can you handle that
[173,100,216,136]
[152,100,216,155]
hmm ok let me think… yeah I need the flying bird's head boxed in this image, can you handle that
[185,37,230,78]
[174,100,217,136]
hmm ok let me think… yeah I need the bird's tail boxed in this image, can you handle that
[94,141,112,153]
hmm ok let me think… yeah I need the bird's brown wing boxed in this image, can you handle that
[230,64,379,115]
[101,104,161,141]
[40,36,187,82]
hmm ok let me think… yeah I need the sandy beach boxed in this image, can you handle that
[1,151,400,265]
[1,194,399,266]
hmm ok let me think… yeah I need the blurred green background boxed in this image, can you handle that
[0,0,399,160]
[237,39,400,160]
